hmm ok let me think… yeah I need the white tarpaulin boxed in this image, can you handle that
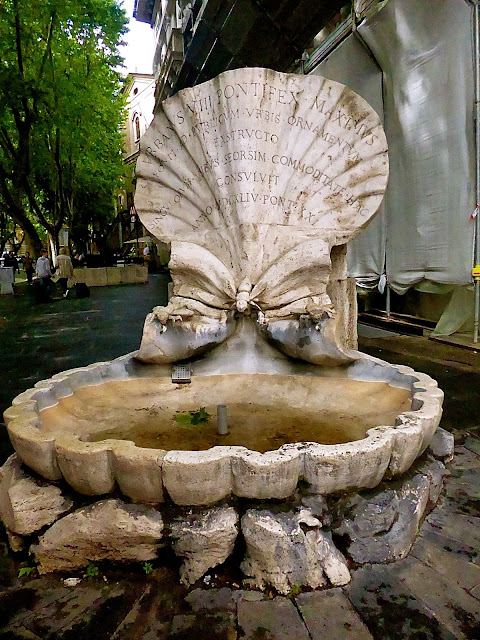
[311,32,385,285]
[311,0,476,294]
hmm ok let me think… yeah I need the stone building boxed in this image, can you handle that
[113,72,156,255]
[118,72,155,215]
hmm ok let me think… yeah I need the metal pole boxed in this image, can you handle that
[386,283,391,319]
[473,1,480,342]
[217,405,228,435]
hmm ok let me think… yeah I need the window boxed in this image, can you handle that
[134,115,141,142]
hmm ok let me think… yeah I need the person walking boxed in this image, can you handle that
[54,247,74,297]
[22,252,34,285]
[142,244,150,269]
[35,248,53,302]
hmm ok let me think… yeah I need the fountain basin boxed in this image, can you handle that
[3,352,443,506]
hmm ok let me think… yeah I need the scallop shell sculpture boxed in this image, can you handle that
[134,68,389,365]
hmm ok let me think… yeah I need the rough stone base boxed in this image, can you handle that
[0,444,450,592]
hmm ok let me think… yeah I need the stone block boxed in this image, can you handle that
[336,473,432,564]
[135,265,148,283]
[428,427,454,461]
[106,266,122,286]
[32,498,163,573]
[171,506,238,585]
[120,265,139,284]
[241,509,349,595]
[0,266,14,294]
[0,455,72,536]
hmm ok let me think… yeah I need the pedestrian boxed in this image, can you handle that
[35,248,53,302]
[54,247,74,297]
[3,252,13,270]
[75,251,85,267]
[9,251,19,274]
[142,244,150,269]
[22,251,34,285]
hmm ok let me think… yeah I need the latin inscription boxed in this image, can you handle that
[140,74,385,236]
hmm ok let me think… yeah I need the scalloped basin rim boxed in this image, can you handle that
[3,353,444,506]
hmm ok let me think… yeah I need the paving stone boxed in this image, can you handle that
[424,507,480,550]
[444,469,480,507]
[1,582,133,639]
[410,532,480,591]
[169,615,197,635]
[237,597,310,640]
[442,479,480,517]
[184,588,265,615]
[295,589,373,640]
[168,611,237,639]
[388,557,480,639]
[451,446,480,469]
[416,527,480,566]
[470,583,480,600]
[0,586,37,625]
[346,563,458,640]
[111,584,172,639]
[185,587,237,613]
[232,590,265,603]
[463,437,480,457]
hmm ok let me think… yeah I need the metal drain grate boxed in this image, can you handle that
[171,363,192,384]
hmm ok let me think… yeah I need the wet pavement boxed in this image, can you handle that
[0,279,479,639]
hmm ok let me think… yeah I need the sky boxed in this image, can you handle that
[118,0,156,75]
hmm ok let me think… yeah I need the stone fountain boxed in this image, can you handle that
[0,69,449,593]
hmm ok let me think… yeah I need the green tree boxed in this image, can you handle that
[0,0,127,256]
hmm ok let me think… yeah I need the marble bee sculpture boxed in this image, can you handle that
[134,68,388,366]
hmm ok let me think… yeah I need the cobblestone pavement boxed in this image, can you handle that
[0,279,479,639]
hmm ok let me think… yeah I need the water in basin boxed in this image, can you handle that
[40,374,411,453]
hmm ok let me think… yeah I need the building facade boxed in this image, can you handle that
[134,0,346,109]
[118,72,156,214]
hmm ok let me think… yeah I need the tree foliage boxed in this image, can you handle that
[0,0,127,256]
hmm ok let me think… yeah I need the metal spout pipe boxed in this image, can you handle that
[217,404,228,435]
